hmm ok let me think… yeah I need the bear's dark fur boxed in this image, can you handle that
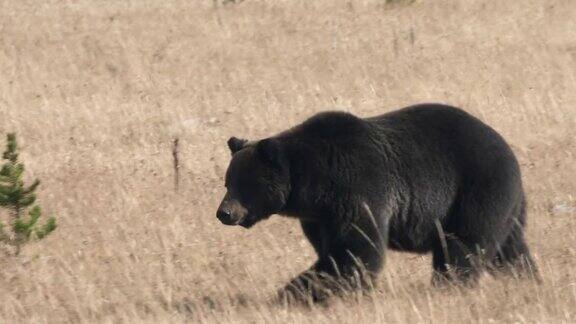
[217,103,538,302]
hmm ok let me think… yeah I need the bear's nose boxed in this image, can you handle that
[217,209,234,224]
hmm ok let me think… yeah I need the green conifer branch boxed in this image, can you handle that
[0,133,57,256]
[36,217,57,239]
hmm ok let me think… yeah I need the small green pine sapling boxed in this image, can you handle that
[0,133,57,256]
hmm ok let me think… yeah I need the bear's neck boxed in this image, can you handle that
[278,138,339,220]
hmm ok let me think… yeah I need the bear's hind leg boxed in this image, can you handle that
[432,176,527,286]
[491,224,539,281]
[431,236,484,286]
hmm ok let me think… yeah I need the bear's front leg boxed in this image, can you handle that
[279,266,335,304]
[279,218,386,304]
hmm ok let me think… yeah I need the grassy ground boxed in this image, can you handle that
[0,0,575,322]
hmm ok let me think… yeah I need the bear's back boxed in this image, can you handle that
[370,103,521,187]
[368,104,512,156]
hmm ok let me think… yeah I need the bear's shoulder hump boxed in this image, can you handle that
[298,111,367,138]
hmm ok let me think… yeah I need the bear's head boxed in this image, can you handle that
[216,136,291,228]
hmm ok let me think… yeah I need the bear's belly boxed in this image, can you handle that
[387,236,433,253]
[387,221,437,254]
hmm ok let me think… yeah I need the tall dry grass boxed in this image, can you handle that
[0,0,575,322]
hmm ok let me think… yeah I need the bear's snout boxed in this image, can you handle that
[217,197,248,226]
[216,209,237,225]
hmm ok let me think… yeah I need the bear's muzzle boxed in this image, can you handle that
[217,194,248,226]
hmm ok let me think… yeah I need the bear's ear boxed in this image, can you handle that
[227,137,248,154]
[256,138,286,169]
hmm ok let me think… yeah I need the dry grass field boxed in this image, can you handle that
[1,0,575,322]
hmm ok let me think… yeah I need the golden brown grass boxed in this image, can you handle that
[0,0,575,322]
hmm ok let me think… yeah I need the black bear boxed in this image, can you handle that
[216,103,538,302]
